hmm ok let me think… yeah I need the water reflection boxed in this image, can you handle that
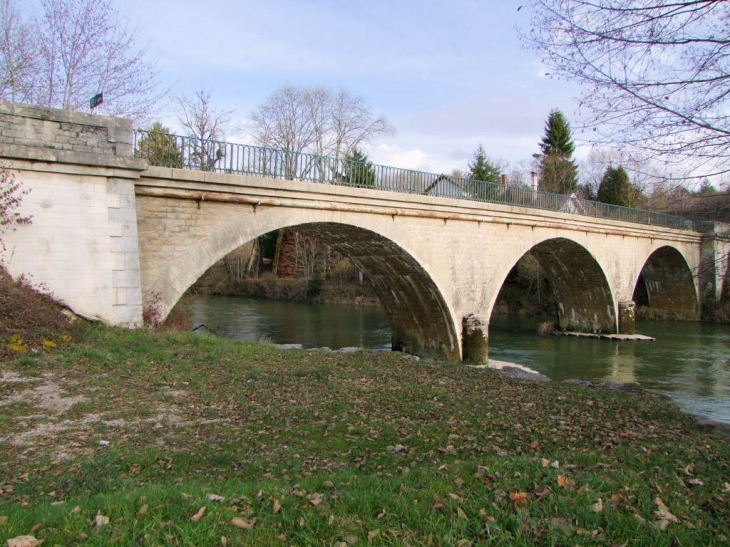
[187,296,730,423]
[489,316,730,423]
[188,296,391,351]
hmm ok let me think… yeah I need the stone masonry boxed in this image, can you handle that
[2,99,729,360]
[0,100,146,326]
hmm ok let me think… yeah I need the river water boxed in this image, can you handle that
[188,295,730,424]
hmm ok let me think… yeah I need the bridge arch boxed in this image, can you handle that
[489,237,616,333]
[143,212,460,360]
[633,246,699,319]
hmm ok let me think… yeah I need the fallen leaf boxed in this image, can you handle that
[432,500,446,511]
[679,464,695,476]
[591,499,603,513]
[687,479,704,487]
[0,516,7,526]
[449,493,465,504]
[556,474,573,489]
[190,507,206,522]
[457,507,468,520]
[509,492,528,505]
[70,507,81,514]
[220,537,228,546]
[230,517,255,529]
[272,499,281,514]
[93,513,109,528]
[137,504,149,516]
[376,508,386,520]
[549,517,574,535]
[368,530,380,541]
[654,497,679,524]
[6,536,43,547]
[207,494,226,502]
[322,481,335,489]
[277,534,287,541]
[534,485,552,498]
[457,540,472,547]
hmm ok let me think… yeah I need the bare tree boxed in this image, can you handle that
[0,0,36,102]
[524,0,730,179]
[174,88,233,171]
[0,0,160,120]
[248,85,394,180]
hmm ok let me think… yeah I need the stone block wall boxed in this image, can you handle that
[0,100,146,326]
[0,100,134,165]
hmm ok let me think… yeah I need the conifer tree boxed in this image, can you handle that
[341,148,376,188]
[135,122,183,168]
[468,145,501,183]
[538,109,578,194]
[597,166,633,207]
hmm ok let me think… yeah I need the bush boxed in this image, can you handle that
[0,165,32,253]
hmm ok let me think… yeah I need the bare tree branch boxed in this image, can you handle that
[0,0,161,122]
[174,88,233,171]
[248,85,395,161]
[0,0,37,102]
[524,0,730,179]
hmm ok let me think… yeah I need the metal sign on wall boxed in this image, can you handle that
[90,93,103,110]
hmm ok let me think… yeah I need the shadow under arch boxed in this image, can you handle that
[288,222,459,360]
[524,237,615,332]
[633,246,699,320]
[153,219,460,361]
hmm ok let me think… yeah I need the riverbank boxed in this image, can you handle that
[1,326,729,546]
[191,277,382,308]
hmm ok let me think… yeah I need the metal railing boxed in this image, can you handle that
[133,129,698,231]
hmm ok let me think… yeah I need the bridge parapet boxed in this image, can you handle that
[132,128,699,232]
[0,100,139,168]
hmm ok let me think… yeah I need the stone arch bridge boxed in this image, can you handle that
[2,101,728,363]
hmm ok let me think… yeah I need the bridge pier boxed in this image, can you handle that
[461,314,489,365]
[618,301,636,335]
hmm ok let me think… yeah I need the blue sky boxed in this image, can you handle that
[28,0,585,174]
[119,0,585,174]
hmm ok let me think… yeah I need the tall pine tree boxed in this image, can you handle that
[538,109,578,194]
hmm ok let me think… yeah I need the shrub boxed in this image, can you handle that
[0,165,32,254]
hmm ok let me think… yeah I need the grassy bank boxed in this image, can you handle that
[1,326,729,546]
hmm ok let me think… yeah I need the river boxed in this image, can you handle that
[188,295,730,424]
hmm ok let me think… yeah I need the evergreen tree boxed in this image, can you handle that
[135,122,183,168]
[540,109,575,156]
[597,166,633,207]
[538,109,578,194]
[468,145,501,183]
[340,148,376,188]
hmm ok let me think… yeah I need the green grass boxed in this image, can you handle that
[1,325,729,546]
